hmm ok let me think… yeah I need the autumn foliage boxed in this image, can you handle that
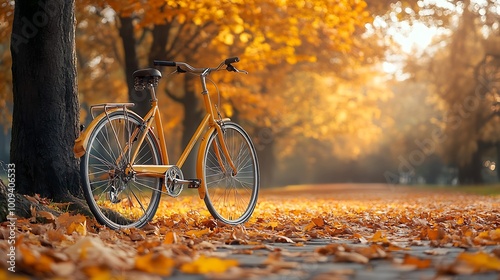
[1,185,500,279]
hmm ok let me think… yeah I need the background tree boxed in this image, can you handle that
[3,0,498,189]
[405,0,500,183]
[74,0,379,184]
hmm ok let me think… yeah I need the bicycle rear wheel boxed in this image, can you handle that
[81,110,162,229]
[200,122,259,225]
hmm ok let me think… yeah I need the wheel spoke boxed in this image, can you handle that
[203,123,259,225]
[81,112,161,229]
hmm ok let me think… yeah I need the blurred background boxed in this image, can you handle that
[1,0,500,188]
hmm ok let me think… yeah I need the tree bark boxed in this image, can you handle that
[179,75,204,176]
[0,179,58,221]
[497,142,500,181]
[0,125,9,162]
[118,16,150,116]
[148,23,170,64]
[458,141,484,184]
[255,130,276,187]
[10,0,80,200]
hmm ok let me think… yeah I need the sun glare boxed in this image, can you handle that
[393,22,436,53]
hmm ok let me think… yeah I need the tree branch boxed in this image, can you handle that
[165,87,183,103]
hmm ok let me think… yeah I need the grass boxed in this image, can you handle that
[451,184,500,196]
[418,184,500,196]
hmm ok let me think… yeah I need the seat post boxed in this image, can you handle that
[148,82,158,102]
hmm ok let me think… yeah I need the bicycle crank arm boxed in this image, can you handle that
[173,178,201,188]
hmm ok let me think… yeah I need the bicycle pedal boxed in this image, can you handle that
[187,179,201,188]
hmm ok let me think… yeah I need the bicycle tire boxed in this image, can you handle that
[80,110,162,229]
[200,122,259,225]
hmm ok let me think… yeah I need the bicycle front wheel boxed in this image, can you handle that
[200,122,259,225]
[81,110,162,229]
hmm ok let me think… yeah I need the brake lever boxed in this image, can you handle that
[226,64,248,74]
[236,68,249,74]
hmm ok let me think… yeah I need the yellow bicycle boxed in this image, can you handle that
[74,57,259,229]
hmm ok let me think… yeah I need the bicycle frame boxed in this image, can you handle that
[74,73,237,199]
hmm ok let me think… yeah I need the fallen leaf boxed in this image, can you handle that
[489,228,500,241]
[19,245,54,274]
[186,228,211,238]
[163,231,178,244]
[312,217,325,227]
[402,254,432,269]
[180,255,238,274]
[51,261,75,277]
[370,230,388,243]
[231,225,249,240]
[55,213,87,235]
[135,252,174,276]
[38,211,56,221]
[194,240,216,250]
[82,265,113,279]
[25,195,39,204]
[426,227,445,241]
[353,233,368,244]
[46,229,66,243]
[424,248,449,256]
[64,236,133,269]
[128,228,146,241]
[316,244,345,255]
[267,221,279,230]
[456,251,500,272]
[263,251,299,270]
[334,251,369,264]
[356,244,388,259]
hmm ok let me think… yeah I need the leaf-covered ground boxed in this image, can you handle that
[1,184,500,279]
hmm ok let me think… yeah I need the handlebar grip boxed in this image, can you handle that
[224,57,239,65]
[153,60,176,67]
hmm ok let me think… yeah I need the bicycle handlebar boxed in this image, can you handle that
[153,57,246,74]
[153,60,176,67]
[224,57,239,65]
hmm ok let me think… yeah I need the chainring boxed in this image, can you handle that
[164,166,184,197]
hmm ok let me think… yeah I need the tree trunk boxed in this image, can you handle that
[10,0,80,200]
[0,125,9,162]
[458,141,484,184]
[496,142,500,181]
[148,23,170,64]
[180,75,204,177]
[0,179,59,221]
[118,16,149,116]
[255,132,276,188]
